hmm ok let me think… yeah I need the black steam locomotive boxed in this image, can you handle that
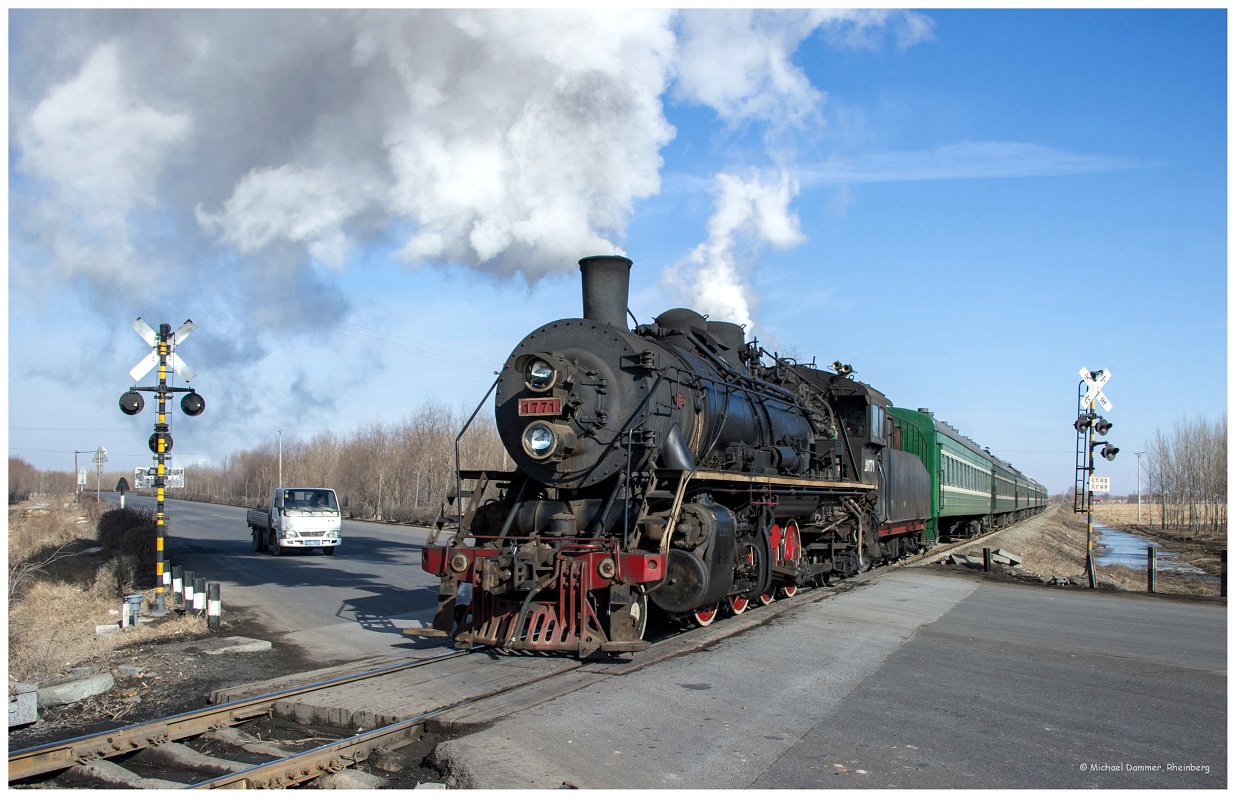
[421,256,950,656]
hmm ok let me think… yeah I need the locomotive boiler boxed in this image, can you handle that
[420,255,931,656]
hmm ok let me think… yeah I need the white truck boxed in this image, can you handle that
[248,487,347,556]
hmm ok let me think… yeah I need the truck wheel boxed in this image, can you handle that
[252,531,264,553]
[272,541,284,556]
[322,546,336,556]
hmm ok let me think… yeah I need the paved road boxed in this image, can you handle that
[117,494,444,663]
[438,569,1226,789]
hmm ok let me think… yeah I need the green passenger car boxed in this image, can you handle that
[887,407,995,543]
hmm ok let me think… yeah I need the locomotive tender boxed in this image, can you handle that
[421,255,1045,656]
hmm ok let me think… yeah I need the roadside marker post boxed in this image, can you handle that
[172,565,183,607]
[193,577,206,616]
[207,583,222,631]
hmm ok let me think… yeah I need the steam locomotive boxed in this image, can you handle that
[420,256,1044,657]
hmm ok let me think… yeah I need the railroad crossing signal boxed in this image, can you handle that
[118,319,205,615]
[1079,367,1112,412]
[130,318,197,382]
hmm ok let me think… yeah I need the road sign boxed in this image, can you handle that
[134,466,184,489]
[77,468,88,486]
[1089,475,1111,493]
[92,446,108,467]
[1079,367,1112,412]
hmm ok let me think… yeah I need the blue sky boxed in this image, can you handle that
[7,8,1228,495]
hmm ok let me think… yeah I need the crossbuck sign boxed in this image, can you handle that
[1079,367,1112,412]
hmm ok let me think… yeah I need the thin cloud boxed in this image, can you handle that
[801,141,1148,185]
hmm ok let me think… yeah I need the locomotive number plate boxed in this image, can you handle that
[519,397,562,416]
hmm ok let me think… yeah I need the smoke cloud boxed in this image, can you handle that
[10,9,934,332]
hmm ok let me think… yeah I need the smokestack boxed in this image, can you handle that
[579,255,632,329]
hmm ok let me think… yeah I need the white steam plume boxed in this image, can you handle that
[661,170,805,330]
[11,9,677,315]
[10,9,934,331]
[664,9,935,330]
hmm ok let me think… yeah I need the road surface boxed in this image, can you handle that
[119,494,444,663]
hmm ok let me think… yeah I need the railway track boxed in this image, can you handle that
[897,513,1040,569]
[9,650,475,789]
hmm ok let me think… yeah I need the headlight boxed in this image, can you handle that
[521,421,577,461]
[523,422,558,459]
[524,357,557,392]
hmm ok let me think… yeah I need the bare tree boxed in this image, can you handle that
[1144,413,1227,534]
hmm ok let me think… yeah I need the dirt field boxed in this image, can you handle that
[935,503,1225,599]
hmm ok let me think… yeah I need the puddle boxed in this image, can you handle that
[1093,524,1203,574]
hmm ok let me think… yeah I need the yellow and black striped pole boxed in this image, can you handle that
[153,323,172,613]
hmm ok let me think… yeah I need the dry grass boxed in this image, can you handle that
[948,505,1087,581]
[1091,501,1224,531]
[7,496,209,684]
[946,504,1224,600]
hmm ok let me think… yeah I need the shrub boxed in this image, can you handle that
[97,507,155,553]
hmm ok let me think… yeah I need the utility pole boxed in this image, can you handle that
[93,446,107,502]
[119,318,206,614]
[74,450,92,498]
[278,429,283,488]
[1135,451,1146,523]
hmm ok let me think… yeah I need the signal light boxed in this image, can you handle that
[1073,413,1095,433]
[181,391,205,416]
[1100,444,1119,461]
[149,432,174,454]
[120,391,144,415]
[1093,417,1112,436]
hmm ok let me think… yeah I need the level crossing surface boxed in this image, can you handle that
[437,569,1226,789]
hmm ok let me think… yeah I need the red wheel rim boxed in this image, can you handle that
[758,592,775,606]
[778,584,798,599]
[784,520,801,563]
[728,594,749,615]
[692,603,719,626]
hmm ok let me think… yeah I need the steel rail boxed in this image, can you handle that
[191,700,468,789]
[8,649,472,784]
